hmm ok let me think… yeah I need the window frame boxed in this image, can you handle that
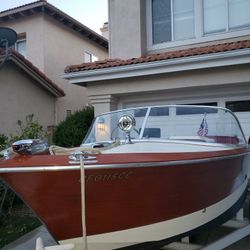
[226,100,250,113]
[84,51,98,63]
[15,38,27,58]
[146,0,250,51]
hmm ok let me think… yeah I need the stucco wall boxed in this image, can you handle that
[42,15,108,122]
[1,13,108,123]
[0,61,55,136]
[109,0,146,59]
[1,15,45,71]
[86,65,250,115]
[108,0,250,59]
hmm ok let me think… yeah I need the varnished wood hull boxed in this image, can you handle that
[0,148,249,245]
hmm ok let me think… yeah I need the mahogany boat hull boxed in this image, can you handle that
[0,148,249,248]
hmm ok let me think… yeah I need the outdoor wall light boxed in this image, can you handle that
[97,117,106,132]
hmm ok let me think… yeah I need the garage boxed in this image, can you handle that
[64,40,250,140]
[122,99,250,140]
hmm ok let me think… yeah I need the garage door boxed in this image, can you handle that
[123,100,250,140]
[226,101,250,140]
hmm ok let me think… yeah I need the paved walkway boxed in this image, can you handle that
[1,226,56,250]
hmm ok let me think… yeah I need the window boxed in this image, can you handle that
[84,52,98,63]
[15,39,26,57]
[176,103,217,115]
[226,100,250,112]
[152,0,194,43]
[203,0,227,34]
[148,0,250,48]
[203,0,250,34]
[66,110,72,117]
[149,107,169,116]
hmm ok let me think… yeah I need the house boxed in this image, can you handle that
[64,0,250,137]
[0,0,108,123]
[0,49,64,136]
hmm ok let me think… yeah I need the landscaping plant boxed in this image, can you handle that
[53,106,94,147]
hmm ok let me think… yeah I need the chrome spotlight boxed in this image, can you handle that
[118,115,136,132]
[12,139,49,155]
[118,115,136,144]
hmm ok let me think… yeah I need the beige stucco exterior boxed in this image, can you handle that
[109,0,147,59]
[0,61,55,135]
[1,11,108,123]
[85,64,250,114]
[108,0,250,59]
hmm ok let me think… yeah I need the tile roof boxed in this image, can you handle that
[64,40,250,73]
[1,48,65,97]
[0,0,108,49]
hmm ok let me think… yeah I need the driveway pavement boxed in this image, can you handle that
[1,225,56,250]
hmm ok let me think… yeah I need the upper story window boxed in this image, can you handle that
[148,0,250,50]
[84,52,98,63]
[204,0,250,34]
[152,0,194,43]
[14,33,27,58]
[15,39,26,57]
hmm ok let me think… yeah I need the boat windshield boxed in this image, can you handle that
[82,105,247,146]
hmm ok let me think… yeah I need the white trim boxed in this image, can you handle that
[63,49,250,85]
[149,29,250,52]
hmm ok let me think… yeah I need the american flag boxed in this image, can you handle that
[197,116,208,136]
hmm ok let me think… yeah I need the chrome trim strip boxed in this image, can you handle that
[69,160,98,165]
[0,152,248,173]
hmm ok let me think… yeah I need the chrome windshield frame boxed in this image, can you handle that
[82,105,248,145]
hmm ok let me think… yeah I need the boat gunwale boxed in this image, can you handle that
[0,151,248,173]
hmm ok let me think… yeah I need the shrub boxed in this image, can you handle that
[53,106,94,147]
[0,134,8,151]
[9,114,48,144]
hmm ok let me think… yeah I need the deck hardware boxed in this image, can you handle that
[68,151,96,163]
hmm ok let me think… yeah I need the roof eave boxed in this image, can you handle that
[3,53,65,97]
[0,0,108,49]
[63,49,250,87]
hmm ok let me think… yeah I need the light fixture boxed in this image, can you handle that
[97,117,105,132]
[118,115,136,144]
[118,115,135,132]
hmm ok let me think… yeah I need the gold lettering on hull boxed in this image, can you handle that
[85,171,133,183]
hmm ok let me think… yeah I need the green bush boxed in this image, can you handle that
[9,114,48,144]
[0,134,8,151]
[53,106,94,147]
[0,114,48,154]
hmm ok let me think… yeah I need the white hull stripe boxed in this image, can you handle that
[60,178,247,250]
[87,178,248,243]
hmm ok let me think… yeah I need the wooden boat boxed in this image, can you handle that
[0,105,249,250]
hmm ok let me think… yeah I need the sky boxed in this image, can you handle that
[0,0,108,34]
